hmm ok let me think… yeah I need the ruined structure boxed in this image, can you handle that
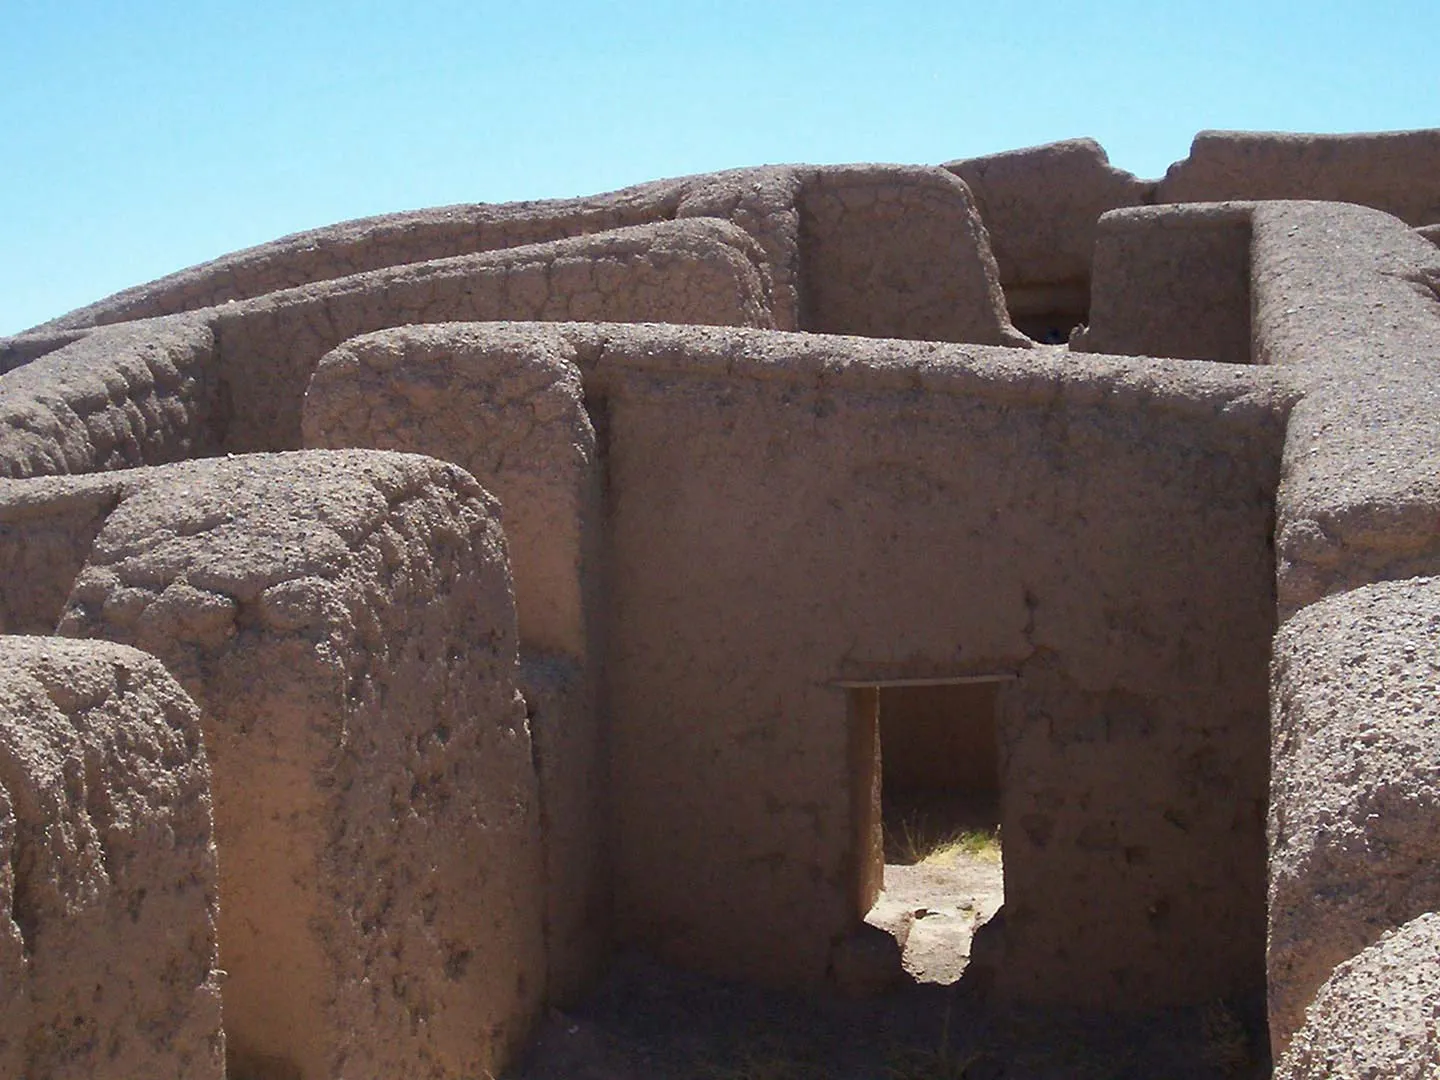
[1,129,1438,1078]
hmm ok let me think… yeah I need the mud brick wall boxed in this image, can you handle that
[539,323,1294,1005]
[0,636,222,1080]
[304,323,609,1004]
[53,451,545,1080]
[1076,202,1253,366]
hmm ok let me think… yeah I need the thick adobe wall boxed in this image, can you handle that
[1275,912,1440,1080]
[30,165,1024,351]
[1267,579,1440,1058]
[944,139,1154,338]
[0,315,220,478]
[377,322,1288,1003]
[303,323,608,1003]
[1074,202,1253,365]
[1250,201,1440,614]
[52,451,545,1080]
[589,326,1287,1004]
[1159,129,1440,227]
[796,165,1028,346]
[0,474,129,635]
[0,636,222,1080]
[213,217,773,453]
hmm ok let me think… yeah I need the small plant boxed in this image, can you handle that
[886,815,1001,867]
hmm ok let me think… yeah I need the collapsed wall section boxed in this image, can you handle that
[52,451,545,1080]
[0,636,222,1080]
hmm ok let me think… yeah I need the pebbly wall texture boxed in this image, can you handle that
[6,133,1440,1077]
[304,324,609,1004]
[1252,201,1440,616]
[0,636,223,1080]
[48,451,544,1080]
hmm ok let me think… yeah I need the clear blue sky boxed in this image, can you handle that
[3,0,1437,334]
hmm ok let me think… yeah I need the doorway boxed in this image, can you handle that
[853,677,1008,985]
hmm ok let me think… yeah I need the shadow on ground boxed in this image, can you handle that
[510,951,1270,1080]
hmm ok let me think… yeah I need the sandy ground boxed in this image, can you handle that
[867,852,1006,986]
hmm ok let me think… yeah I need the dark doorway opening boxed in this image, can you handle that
[862,678,1008,986]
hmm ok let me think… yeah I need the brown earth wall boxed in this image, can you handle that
[590,326,1286,1005]
[1159,129,1440,227]
[368,322,1289,1004]
[944,139,1154,333]
[796,166,1027,346]
[0,315,220,479]
[48,451,545,1080]
[1250,201,1440,615]
[1267,580,1440,1057]
[0,636,223,1080]
[303,323,610,1003]
[28,165,1025,354]
[1075,203,1253,365]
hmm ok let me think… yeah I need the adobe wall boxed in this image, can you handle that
[0,315,220,478]
[0,636,222,1079]
[1159,129,1440,227]
[303,323,609,1004]
[1251,201,1440,615]
[1275,911,1440,1080]
[587,325,1287,1005]
[1269,579,1440,1058]
[27,165,1025,351]
[796,165,1028,346]
[944,139,1153,336]
[46,451,545,1079]
[1074,202,1253,365]
[0,474,129,634]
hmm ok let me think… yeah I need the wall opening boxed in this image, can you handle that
[844,676,1011,987]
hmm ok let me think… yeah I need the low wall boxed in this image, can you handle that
[0,636,222,1079]
[53,451,545,1080]
[1075,203,1253,365]
[1159,129,1440,227]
